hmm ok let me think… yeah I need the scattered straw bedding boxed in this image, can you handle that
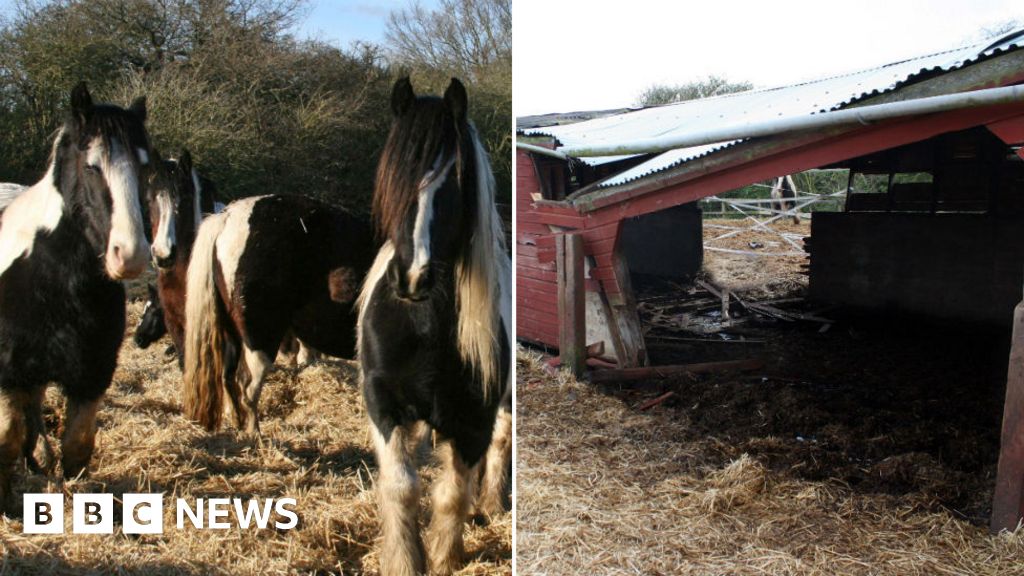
[516,350,1024,576]
[701,218,810,299]
[0,299,511,575]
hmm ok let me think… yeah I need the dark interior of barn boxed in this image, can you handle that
[605,127,1024,526]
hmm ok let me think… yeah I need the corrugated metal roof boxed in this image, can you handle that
[522,32,1024,188]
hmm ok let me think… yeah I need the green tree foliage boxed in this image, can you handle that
[635,75,753,107]
[385,0,512,203]
[1,0,516,212]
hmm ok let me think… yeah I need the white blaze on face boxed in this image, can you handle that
[152,189,176,262]
[408,155,455,294]
[91,137,150,279]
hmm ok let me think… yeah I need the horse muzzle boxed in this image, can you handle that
[106,238,150,280]
[388,259,434,302]
[152,246,177,270]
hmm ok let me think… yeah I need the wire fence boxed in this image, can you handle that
[700,185,848,257]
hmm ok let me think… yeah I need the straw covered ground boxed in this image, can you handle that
[701,217,810,299]
[516,348,1024,575]
[519,214,1024,575]
[0,297,512,575]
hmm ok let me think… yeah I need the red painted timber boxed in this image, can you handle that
[519,211,584,229]
[518,266,558,283]
[577,103,1024,226]
[988,114,1024,145]
[517,274,557,290]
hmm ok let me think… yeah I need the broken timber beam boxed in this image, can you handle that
[588,358,764,384]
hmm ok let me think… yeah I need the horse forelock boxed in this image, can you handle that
[373,97,455,243]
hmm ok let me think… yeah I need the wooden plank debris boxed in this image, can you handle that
[637,391,676,411]
[589,358,764,384]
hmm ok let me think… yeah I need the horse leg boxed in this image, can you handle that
[426,439,475,575]
[475,405,512,518]
[0,388,30,512]
[241,346,272,437]
[295,339,318,367]
[371,421,425,576]
[221,337,249,431]
[410,421,433,467]
[23,386,54,475]
[60,396,101,479]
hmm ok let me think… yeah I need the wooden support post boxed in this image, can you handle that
[557,233,586,377]
[992,297,1024,532]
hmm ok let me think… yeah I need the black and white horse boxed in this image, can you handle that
[357,78,512,576]
[0,83,152,509]
[182,194,376,435]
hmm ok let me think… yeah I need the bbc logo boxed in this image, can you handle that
[23,493,299,533]
[23,493,163,534]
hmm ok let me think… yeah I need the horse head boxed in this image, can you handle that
[374,77,478,302]
[57,82,153,280]
[148,150,201,269]
[134,283,167,349]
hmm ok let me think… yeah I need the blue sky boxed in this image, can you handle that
[298,0,435,47]
[0,0,433,47]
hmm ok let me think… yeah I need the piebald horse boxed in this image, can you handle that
[182,194,375,435]
[135,283,317,367]
[357,78,512,576]
[0,83,152,509]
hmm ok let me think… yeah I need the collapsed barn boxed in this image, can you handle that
[516,31,1024,531]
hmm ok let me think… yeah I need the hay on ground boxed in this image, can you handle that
[0,299,511,575]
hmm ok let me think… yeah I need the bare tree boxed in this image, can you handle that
[976,18,1022,42]
[635,75,753,107]
[385,0,510,78]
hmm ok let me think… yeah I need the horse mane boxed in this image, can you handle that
[455,124,507,401]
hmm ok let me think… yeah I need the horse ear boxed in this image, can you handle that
[130,96,147,121]
[391,76,415,116]
[70,82,93,119]
[147,283,157,298]
[444,78,468,124]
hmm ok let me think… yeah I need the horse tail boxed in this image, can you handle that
[182,210,230,431]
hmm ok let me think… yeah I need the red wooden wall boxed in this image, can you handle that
[516,149,560,346]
